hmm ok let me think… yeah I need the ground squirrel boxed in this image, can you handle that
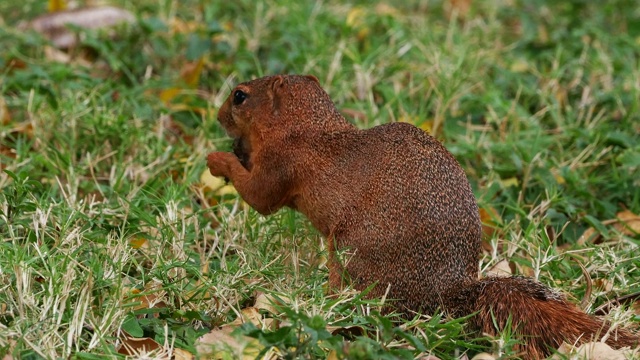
[207,74,638,359]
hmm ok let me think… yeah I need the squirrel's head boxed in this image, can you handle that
[217,74,351,140]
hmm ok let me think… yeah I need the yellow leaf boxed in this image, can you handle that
[419,121,433,134]
[48,0,66,12]
[356,27,370,41]
[346,7,365,27]
[217,185,238,197]
[181,57,205,88]
[510,59,529,73]
[326,350,340,360]
[159,88,181,104]
[550,167,566,185]
[499,177,519,188]
[129,237,147,249]
[200,169,226,191]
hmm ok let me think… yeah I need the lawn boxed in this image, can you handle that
[1,0,639,359]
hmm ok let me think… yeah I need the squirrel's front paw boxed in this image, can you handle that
[207,152,236,178]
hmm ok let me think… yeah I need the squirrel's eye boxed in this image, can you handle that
[233,90,247,105]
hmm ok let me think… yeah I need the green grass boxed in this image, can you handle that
[1,0,639,358]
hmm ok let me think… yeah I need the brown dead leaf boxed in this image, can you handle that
[479,207,502,242]
[117,332,164,357]
[181,57,206,88]
[173,348,194,360]
[445,0,472,19]
[129,237,147,249]
[0,97,10,125]
[594,291,640,316]
[615,210,640,235]
[554,341,633,359]
[1,338,16,360]
[125,286,167,311]
[169,18,201,34]
[254,292,279,315]
[485,259,513,278]
[594,278,613,292]
[196,326,266,360]
[229,307,263,328]
[326,324,365,338]
[578,210,640,245]
[470,353,497,360]
[1,116,34,170]
[44,46,71,63]
[27,6,135,48]
[375,4,400,18]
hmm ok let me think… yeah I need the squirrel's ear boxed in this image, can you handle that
[304,75,319,84]
[270,75,287,111]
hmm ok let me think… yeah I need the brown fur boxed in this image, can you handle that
[207,75,639,359]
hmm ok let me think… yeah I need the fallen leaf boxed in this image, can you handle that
[578,210,640,245]
[499,177,519,188]
[326,350,340,360]
[216,185,238,197]
[254,292,278,315]
[615,210,640,235]
[229,307,263,328]
[1,338,17,360]
[550,167,566,185]
[594,291,640,316]
[173,348,194,360]
[195,326,264,360]
[479,207,501,240]
[48,0,67,12]
[117,332,164,357]
[125,284,167,311]
[200,169,226,192]
[554,341,633,360]
[485,259,512,278]
[470,353,496,360]
[594,278,613,292]
[181,57,206,88]
[27,6,135,48]
[375,4,400,18]
[445,0,472,19]
[129,237,147,249]
[346,7,365,27]
[43,46,71,63]
[326,324,365,337]
[0,97,10,125]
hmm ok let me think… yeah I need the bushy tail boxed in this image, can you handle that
[450,276,639,359]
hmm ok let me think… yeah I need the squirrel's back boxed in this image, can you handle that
[301,122,482,313]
